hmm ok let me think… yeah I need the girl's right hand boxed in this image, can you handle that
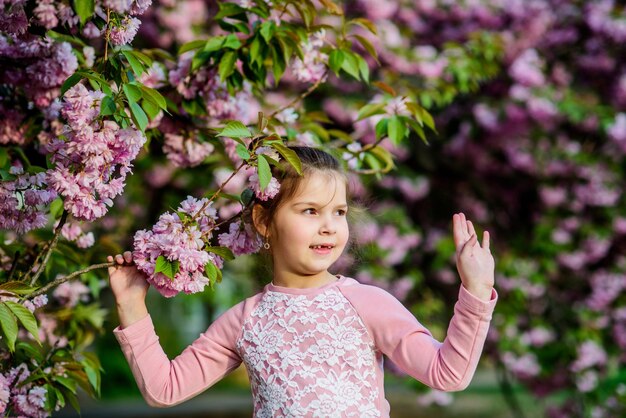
[107,251,149,306]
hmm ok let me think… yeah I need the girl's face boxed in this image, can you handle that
[268,170,349,283]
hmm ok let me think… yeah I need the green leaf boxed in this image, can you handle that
[0,282,39,295]
[16,341,44,363]
[122,83,142,104]
[217,121,252,138]
[129,50,154,67]
[205,263,218,289]
[60,73,83,96]
[241,188,254,206]
[204,36,226,52]
[0,303,18,352]
[270,43,286,84]
[257,154,271,191]
[5,301,40,344]
[99,96,116,116]
[271,142,302,175]
[235,143,251,160]
[340,51,361,80]
[223,34,242,49]
[50,197,64,218]
[46,30,87,47]
[369,145,395,173]
[375,118,388,139]
[214,2,247,20]
[259,21,275,43]
[178,39,206,55]
[73,0,94,25]
[356,54,370,83]
[54,375,78,394]
[406,118,428,144]
[59,386,80,413]
[206,246,235,261]
[141,99,160,121]
[328,50,344,75]
[129,102,148,131]
[138,85,166,109]
[121,50,145,76]
[81,354,101,396]
[387,115,407,145]
[349,17,378,35]
[353,34,378,62]
[155,255,179,280]
[219,51,238,81]
[356,102,386,121]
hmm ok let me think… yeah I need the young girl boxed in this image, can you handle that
[108,146,497,417]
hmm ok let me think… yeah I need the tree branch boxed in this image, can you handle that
[28,210,68,286]
[25,262,113,300]
[268,69,329,119]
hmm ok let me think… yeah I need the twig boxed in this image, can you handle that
[28,210,68,286]
[25,262,113,300]
[268,69,329,119]
[8,251,19,281]
[190,162,246,223]
[104,8,111,61]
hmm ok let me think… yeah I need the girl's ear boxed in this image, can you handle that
[252,204,268,237]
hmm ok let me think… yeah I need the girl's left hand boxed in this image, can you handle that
[452,212,495,301]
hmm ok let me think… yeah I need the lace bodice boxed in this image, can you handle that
[237,288,380,417]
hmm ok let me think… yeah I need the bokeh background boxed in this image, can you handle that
[1,0,626,417]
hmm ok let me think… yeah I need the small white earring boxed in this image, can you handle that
[264,242,270,250]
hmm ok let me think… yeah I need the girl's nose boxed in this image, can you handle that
[319,216,336,235]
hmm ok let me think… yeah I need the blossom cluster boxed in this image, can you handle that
[292,30,328,84]
[218,220,262,256]
[0,162,57,235]
[0,364,52,418]
[45,84,146,221]
[132,196,221,297]
[168,52,255,123]
[0,34,78,108]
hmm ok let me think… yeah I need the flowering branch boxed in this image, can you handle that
[189,161,246,223]
[28,210,68,286]
[25,262,113,300]
[104,8,111,61]
[268,69,330,119]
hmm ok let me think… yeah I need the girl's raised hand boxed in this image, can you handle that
[452,213,495,301]
[107,251,149,306]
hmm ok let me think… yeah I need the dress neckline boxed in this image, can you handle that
[266,275,346,295]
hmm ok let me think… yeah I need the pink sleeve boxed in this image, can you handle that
[113,302,244,407]
[341,283,497,392]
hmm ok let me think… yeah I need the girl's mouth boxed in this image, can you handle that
[310,244,334,254]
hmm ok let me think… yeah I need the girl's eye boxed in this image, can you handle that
[303,208,317,215]
[335,209,347,216]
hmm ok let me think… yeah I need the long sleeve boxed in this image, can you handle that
[341,283,497,392]
[113,302,244,407]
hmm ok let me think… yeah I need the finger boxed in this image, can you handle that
[461,233,477,256]
[482,230,490,251]
[115,254,124,265]
[107,255,113,262]
[123,251,132,264]
[452,214,464,247]
[467,221,478,246]
[460,212,470,239]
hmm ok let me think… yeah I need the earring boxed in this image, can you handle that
[264,242,270,250]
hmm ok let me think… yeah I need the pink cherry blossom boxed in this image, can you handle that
[248,173,280,201]
[218,220,262,256]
